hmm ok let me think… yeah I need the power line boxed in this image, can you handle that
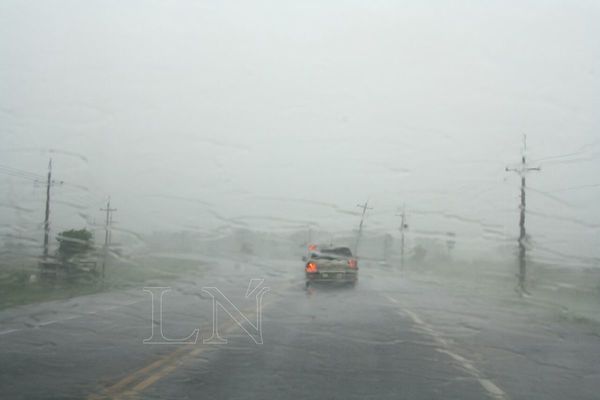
[0,164,81,191]
[0,164,46,182]
[0,162,91,259]
[547,183,600,193]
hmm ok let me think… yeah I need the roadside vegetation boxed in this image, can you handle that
[0,253,206,310]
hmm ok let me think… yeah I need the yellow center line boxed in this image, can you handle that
[88,282,295,399]
[119,314,249,398]
[112,348,191,394]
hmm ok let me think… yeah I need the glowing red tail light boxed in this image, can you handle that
[306,262,318,273]
[348,259,358,269]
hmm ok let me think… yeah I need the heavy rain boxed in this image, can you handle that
[1,1,599,399]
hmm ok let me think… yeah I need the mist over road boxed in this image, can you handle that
[1,257,598,400]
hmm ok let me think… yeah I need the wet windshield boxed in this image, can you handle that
[1,1,599,399]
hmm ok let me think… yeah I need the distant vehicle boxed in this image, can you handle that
[305,246,358,287]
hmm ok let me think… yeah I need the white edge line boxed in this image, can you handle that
[384,293,508,400]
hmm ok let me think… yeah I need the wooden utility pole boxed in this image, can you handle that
[396,204,408,269]
[506,135,540,294]
[42,159,63,259]
[0,159,63,260]
[100,197,117,278]
[354,200,373,256]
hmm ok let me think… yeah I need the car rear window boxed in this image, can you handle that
[320,247,353,257]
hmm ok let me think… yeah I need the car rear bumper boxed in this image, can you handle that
[306,271,357,282]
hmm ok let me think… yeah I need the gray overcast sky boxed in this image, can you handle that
[1,0,599,265]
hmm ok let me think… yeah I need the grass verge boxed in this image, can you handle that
[0,255,207,310]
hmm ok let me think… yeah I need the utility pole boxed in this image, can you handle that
[396,204,408,269]
[354,200,373,257]
[41,159,63,259]
[506,135,540,294]
[100,197,117,278]
[0,159,63,260]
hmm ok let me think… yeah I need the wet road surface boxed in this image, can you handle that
[1,257,598,399]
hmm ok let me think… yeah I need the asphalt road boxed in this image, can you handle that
[1,257,598,399]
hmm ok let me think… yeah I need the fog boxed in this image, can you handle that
[2,1,600,264]
[3,3,600,400]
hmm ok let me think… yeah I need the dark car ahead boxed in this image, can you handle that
[305,246,358,287]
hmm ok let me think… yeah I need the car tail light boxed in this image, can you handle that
[306,262,318,273]
[348,259,358,269]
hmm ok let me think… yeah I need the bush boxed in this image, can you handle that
[57,229,94,260]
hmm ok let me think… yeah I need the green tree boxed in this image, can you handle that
[57,229,94,260]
